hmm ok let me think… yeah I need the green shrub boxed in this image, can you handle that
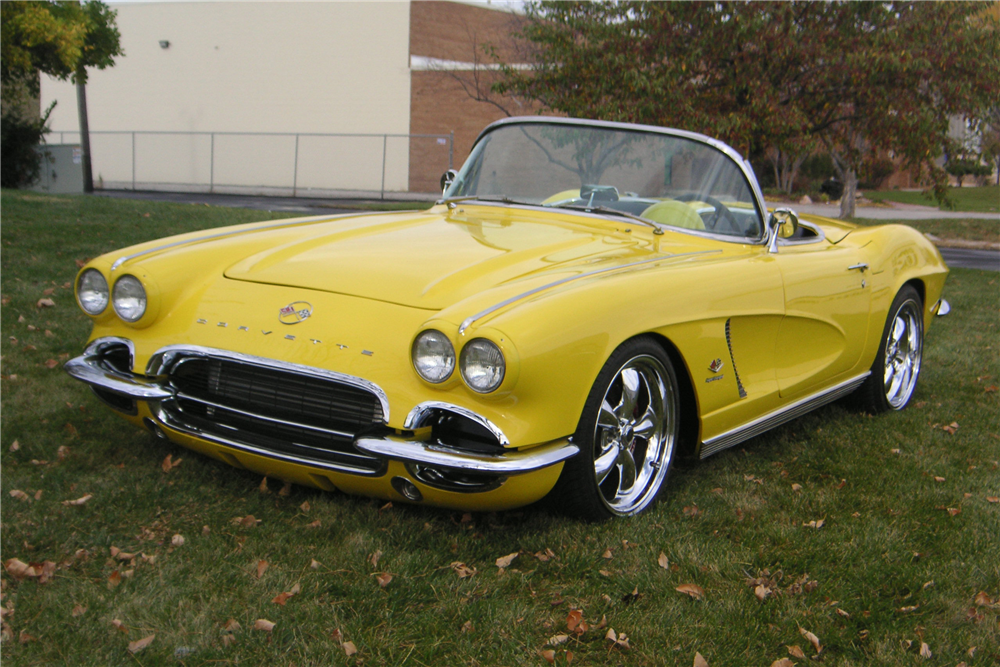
[0,104,53,188]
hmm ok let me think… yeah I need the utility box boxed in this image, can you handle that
[32,144,84,194]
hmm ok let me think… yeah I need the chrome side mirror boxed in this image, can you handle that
[767,208,799,254]
[440,169,458,196]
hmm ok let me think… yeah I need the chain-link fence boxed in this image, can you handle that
[49,131,454,199]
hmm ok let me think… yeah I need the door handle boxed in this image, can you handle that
[847,263,869,273]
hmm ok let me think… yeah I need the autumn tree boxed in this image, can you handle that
[1,1,122,190]
[497,1,1000,218]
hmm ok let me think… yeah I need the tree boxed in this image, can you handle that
[496,2,1000,218]
[1,1,122,191]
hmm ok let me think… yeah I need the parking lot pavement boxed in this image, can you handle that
[938,247,1000,272]
[780,202,999,220]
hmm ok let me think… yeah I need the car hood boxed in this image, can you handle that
[223,204,714,310]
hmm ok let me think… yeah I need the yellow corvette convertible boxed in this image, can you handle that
[66,117,949,520]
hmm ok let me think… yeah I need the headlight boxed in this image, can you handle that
[412,330,455,383]
[460,339,505,393]
[112,275,147,322]
[76,269,109,315]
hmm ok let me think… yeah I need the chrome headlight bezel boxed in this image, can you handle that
[460,338,506,393]
[76,268,109,315]
[112,274,147,323]
[411,329,456,384]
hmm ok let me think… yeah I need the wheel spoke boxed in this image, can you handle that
[598,399,618,429]
[633,405,658,440]
[594,447,619,485]
[617,449,637,492]
[619,368,640,417]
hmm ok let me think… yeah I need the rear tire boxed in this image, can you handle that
[548,337,679,520]
[855,285,923,413]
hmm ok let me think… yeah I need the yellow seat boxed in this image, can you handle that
[640,200,705,230]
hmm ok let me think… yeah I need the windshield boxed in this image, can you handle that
[445,122,763,239]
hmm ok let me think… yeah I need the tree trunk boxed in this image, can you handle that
[839,167,858,219]
[76,74,93,193]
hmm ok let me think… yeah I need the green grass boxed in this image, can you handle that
[2,190,999,666]
[865,185,1000,213]
[850,217,1000,244]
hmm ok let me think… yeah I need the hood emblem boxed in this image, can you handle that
[279,301,313,325]
[708,358,725,374]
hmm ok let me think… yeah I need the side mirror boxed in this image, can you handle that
[440,169,458,196]
[767,208,799,253]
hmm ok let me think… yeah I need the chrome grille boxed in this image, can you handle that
[160,355,386,473]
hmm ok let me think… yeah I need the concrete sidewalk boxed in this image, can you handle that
[784,200,998,221]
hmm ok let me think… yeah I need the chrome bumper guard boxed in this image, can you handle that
[355,436,578,475]
[64,351,578,477]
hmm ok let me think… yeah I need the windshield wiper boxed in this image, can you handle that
[550,204,665,235]
[438,194,524,207]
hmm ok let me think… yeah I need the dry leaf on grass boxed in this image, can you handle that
[754,584,772,601]
[919,642,932,658]
[9,490,29,502]
[343,640,358,656]
[71,605,87,617]
[110,547,135,561]
[256,560,269,579]
[787,645,806,659]
[898,605,919,613]
[223,619,241,632]
[111,619,129,633]
[461,620,473,633]
[802,519,825,529]
[36,298,56,309]
[539,649,556,664]
[450,562,476,578]
[368,550,382,568]
[309,559,321,570]
[605,627,630,649]
[128,635,155,654]
[161,454,182,472]
[108,571,122,588]
[658,552,669,569]
[547,634,569,646]
[676,583,705,601]
[171,534,185,547]
[278,481,292,496]
[974,591,994,606]
[376,573,392,588]
[534,548,556,562]
[300,500,311,512]
[233,515,260,528]
[9,440,19,452]
[770,659,794,667]
[495,552,519,568]
[62,494,92,506]
[566,608,584,632]
[694,652,709,667]
[253,619,275,632]
[799,627,822,654]
[601,548,613,559]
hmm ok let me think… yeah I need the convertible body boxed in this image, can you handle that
[67,118,949,519]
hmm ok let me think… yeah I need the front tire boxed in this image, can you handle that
[549,337,680,520]
[856,285,924,413]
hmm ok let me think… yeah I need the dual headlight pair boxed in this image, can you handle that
[412,330,505,393]
[76,269,147,323]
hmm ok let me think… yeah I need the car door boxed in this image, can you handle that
[773,231,872,398]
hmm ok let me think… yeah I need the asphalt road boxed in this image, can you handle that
[94,189,999,271]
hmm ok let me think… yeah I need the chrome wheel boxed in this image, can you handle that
[591,354,676,515]
[883,298,923,409]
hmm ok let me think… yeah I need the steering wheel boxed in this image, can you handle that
[673,193,741,235]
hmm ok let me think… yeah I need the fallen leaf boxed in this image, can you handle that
[140,553,156,565]
[450,562,477,578]
[343,640,357,656]
[300,501,311,513]
[33,490,42,500]
[548,633,569,646]
[111,618,129,633]
[171,534,185,547]
[920,642,932,658]
[256,561,269,578]
[461,620,473,633]
[947,507,961,517]
[898,605,919,613]
[933,476,946,483]
[540,649,556,664]
[676,583,705,601]
[771,660,794,667]
[19,631,38,643]
[799,627,822,654]
[253,619,275,632]
[161,454,182,472]
[306,520,322,528]
[836,608,851,618]
[495,552,519,568]
[368,550,382,568]
[272,592,293,605]
[754,584,772,601]
[108,571,122,588]
[694,652,709,667]
[974,591,993,606]
[309,559,321,570]
[258,477,270,493]
[380,502,393,512]
[657,552,669,569]
[71,604,87,617]
[330,628,343,641]
[622,586,642,605]
[36,298,56,308]
[110,547,135,561]
[942,422,959,435]
[791,483,803,492]
[787,645,806,659]
[278,481,292,496]
[9,440,19,452]
[376,572,392,588]
[234,515,260,528]
[601,549,613,559]
[56,445,69,461]
[44,359,59,369]
[534,548,556,562]
[9,490,30,502]
[802,519,825,529]
[62,494,92,506]
[222,619,241,632]
[128,635,155,654]
[566,608,584,632]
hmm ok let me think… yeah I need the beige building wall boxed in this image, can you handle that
[41,2,413,193]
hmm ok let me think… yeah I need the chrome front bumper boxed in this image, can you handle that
[64,347,578,477]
